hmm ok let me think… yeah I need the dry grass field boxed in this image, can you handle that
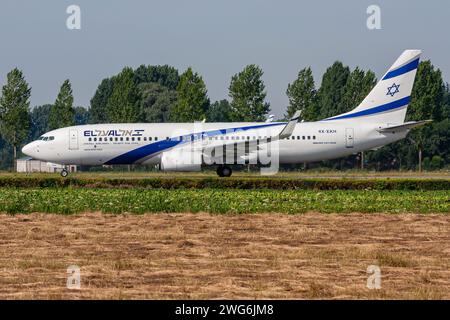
[0,212,449,299]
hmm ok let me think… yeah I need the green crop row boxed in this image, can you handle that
[0,188,448,214]
[0,176,449,190]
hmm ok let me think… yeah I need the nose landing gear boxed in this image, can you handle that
[216,165,232,177]
[60,168,69,178]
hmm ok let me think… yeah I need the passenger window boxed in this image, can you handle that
[131,137,135,141]
[155,137,158,141]
[313,136,316,140]
[297,136,300,140]
[94,138,97,142]
[149,137,152,141]
[307,136,311,140]
[126,137,129,141]
[302,136,305,140]
[88,138,92,142]
[120,137,123,141]
[115,137,118,141]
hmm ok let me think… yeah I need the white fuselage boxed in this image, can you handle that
[22,120,407,167]
[22,50,422,171]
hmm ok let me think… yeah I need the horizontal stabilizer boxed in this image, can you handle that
[377,120,432,133]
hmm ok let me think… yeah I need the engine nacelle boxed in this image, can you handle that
[160,148,202,172]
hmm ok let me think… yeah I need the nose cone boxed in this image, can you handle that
[22,142,35,158]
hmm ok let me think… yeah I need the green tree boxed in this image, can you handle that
[443,83,450,119]
[134,65,179,90]
[138,82,177,122]
[0,136,13,170]
[30,104,52,140]
[106,67,139,123]
[316,61,350,119]
[0,68,31,170]
[342,68,377,111]
[408,61,445,122]
[171,67,209,122]
[229,64,270,121]
[407,61,446,171]
[207,99,232,122]
[89,65,180,124]
[89,78,114,124]
[285,67,317,120]
[74,106,89,125]
[48,79,75,130]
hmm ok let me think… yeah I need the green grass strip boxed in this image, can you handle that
[0,188,448,214]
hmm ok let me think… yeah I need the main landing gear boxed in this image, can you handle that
[216,165,232,177]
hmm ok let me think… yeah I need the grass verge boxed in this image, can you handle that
[0,188,448,214]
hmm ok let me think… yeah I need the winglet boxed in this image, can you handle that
[279,110,301,139]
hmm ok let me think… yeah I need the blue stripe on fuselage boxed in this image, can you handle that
[105,122,285,165]
[325,96,410,121]
[382,58,419,80]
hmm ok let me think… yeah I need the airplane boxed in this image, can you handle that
[22,50,430,177]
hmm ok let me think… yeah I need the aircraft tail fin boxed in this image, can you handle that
[325,50,421,124]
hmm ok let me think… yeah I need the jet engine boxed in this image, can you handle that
[160,148,202,171]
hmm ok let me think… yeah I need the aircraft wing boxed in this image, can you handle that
[195,110,301,154]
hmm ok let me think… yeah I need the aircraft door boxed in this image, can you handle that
[345,128,354,148]
[69,129,79,150]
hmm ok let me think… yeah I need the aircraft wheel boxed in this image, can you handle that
[60,169,69,178]
[222,166,232,177]
[216,166,224,177]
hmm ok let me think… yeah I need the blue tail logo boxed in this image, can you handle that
[386,83,400,97]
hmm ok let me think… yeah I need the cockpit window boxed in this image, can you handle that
[38,136,54,141]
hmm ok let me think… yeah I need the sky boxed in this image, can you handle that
[0,0,449,118]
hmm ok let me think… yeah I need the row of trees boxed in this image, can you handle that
[0,59,449,171]
[88,64,271,124]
